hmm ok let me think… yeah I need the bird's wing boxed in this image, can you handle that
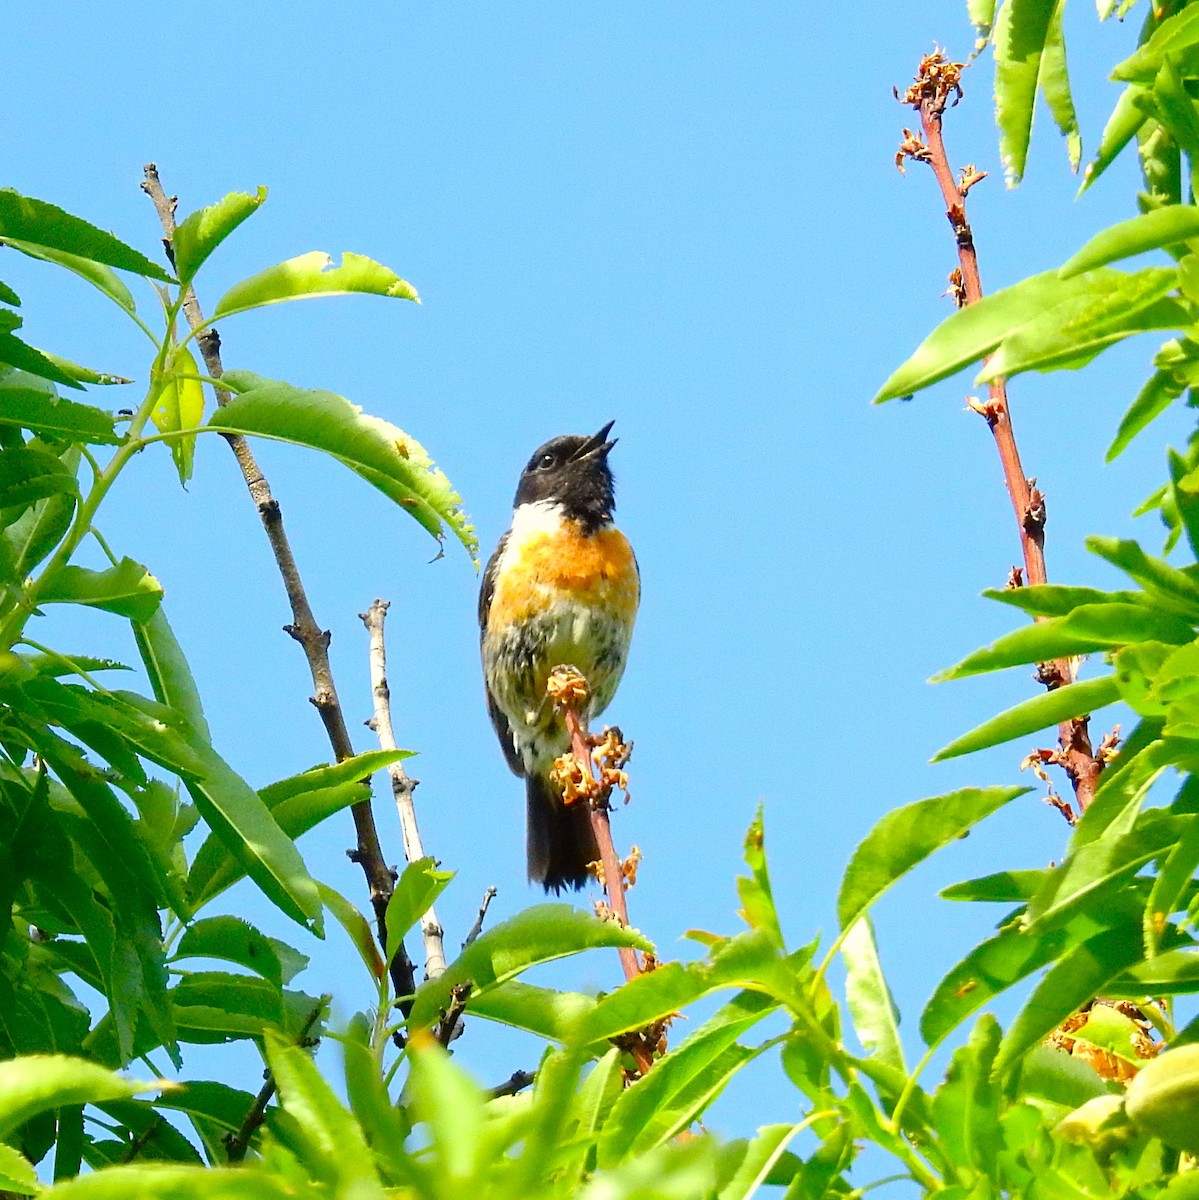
[479,532,525,777]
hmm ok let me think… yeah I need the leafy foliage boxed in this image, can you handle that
[9,2,1199,1194]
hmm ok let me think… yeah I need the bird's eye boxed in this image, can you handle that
[537,452,556,469]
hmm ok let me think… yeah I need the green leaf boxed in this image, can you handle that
[341,1016,415,1187]
[1087,534,1199,613]
[0,444,77,510]
[41,1164,296,1198]
[212,251,418,320]
[736,807,784,950]
[0,324,85,391]
[209,372,476,558]
[1108,364,1188,460]
[132,608,210,744]
[265,1028,377,1192]
[598,989,778,1167]
[408,904,651,1031]
[992,0,1058,185]
[0,189,171,281]
[1109,946,1199,994]
[465,979,598,1041]
[929,1015,1003,1176]
[932,675,1122,761]
[187,752,397,906]
[940,868,1050,903]
[935,603,1193,682]
[1079,85,1147,195]
[983,583,1148,617]
[173,916,286,986]
[1113,4,1199,84]
[842,915,905,1072]
[873,268,1107,403]
[384,857,454,969]
[37,559,163,622]
[0,1140,37,1195]
[977,271,1186,383]
[183,742,324,934]
[1148,813,1199,953]
[406,1034,487,1183]
[0,385,120,445]
[837,787,1027,930]
[0,1055,156,1138]
[1039,2,1081,173]
[1061,206,1199,278]
[2,238,138,317]
[316,881,385,984]
[169,972,283,1045]
[151,347,205,486]
[994,923,1146,1076]
[715,1123,807,1200]
[171,188,268,285]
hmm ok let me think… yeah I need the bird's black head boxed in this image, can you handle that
[513,421,618,531]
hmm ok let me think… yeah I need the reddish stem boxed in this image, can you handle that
[909,68,1103,810]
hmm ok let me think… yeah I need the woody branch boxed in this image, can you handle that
[141,164,417,1006]
[896,54,1104,814]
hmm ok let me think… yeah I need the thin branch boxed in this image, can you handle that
[547,667,656,1076]
[488,1069,536,1099]
[435,981,471,1047]
[360,598,446,979]
[225,997,329,1164]
[464,885,498,948]
[896,57,1104,811]
[140,164,417,1003]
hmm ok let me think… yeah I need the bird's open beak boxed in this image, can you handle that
[571,420,617,462]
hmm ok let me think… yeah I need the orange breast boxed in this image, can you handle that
[488,523,639,629]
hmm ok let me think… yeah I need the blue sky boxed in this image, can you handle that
[2,0,1187,1147]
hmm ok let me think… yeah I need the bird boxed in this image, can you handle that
[479,421,639,892]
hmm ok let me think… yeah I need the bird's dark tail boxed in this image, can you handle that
[526,772,600,893]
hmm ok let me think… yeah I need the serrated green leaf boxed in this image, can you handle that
[173,916,285,986]
[873,269,1110,403]
[1079,85,1147,195]
[0,385,120,445]
[132,608,210,744]
[2,238,137,316]
[171,188,267,285]
[993,0,1058,185]
[188,764,379,907]
[384,857,453,969]
[42,1164,296,1198]
[934,603,1194,682]
[932,675,1122,761]
[837,787,1027,929]
[212,251,417,320]
[983,583,1149,617]
[978,269,1184,382]
[736,807,784,950]
[465,979,598,1041]
[0,1055,156,1138]
[994,922,1146,1076]
[1113,3,1199,83]
[0,444,77,510]
[408,904,651,1031]
[37,558,163,622]
[599,989,778,1167]
[0,189,170,281]
[1062,206,1199,278]
[1039,2,1081,172]
[208,372,476,558]
[264,1028,376,1191]
[0,328,85,390]
[0,1140,37,1194]
[940,868,1050,902]
[1089,534,1199,612]
[1109,364,1188,460]
[842,915,905,1072]
[183,743,324,935]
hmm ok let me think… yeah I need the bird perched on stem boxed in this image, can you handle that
[479,422,639,892]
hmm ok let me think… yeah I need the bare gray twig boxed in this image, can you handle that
[464,886,498,948]
[360,597,447,979]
